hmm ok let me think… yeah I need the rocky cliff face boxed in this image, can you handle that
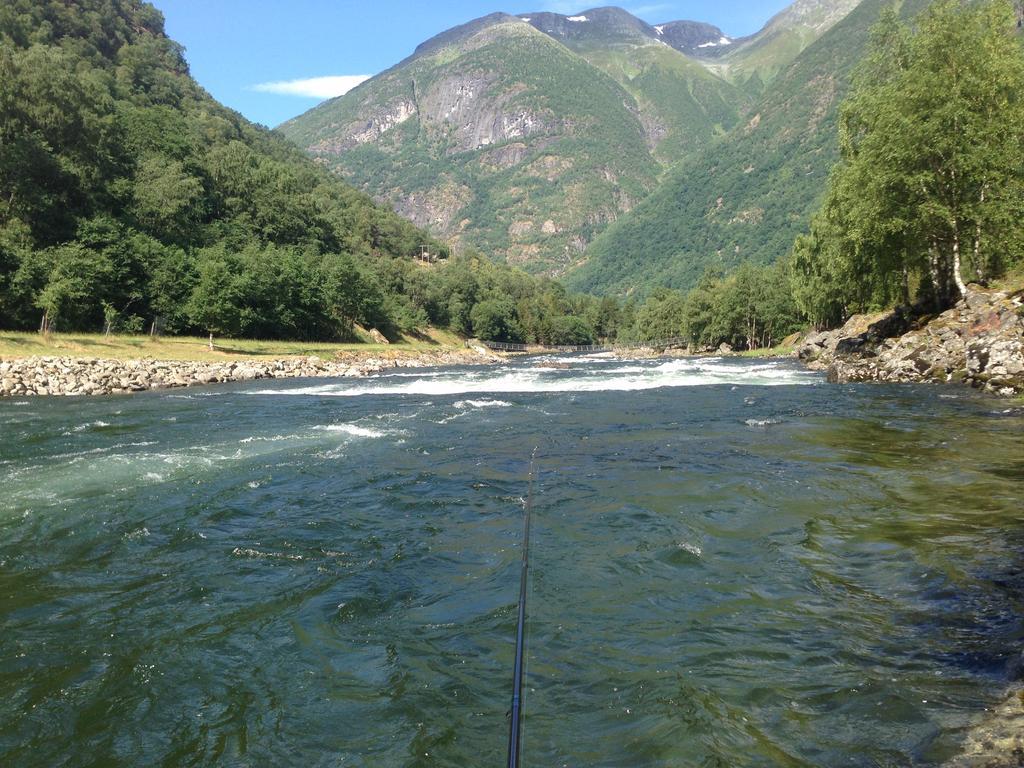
[281,2,866,280]
[656,21,731,55]
[281,16,661,274]
[798,288,1024,396]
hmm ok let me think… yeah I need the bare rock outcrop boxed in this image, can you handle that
[797,288,1024,396]
[946,687,1024,767]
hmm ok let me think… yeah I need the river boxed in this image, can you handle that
[1,356,1022,766]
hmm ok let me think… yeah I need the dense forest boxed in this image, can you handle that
[0,0,612,346]
[2,0,1020,354]
[791,0,1024,327]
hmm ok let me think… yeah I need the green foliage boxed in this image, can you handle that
[792,0,1024,321]
[280,20,662,274]
[185,256,241,338]
[624,261,804,350]
[570,0,934,297]
[543,315,594,346]
[631,288,688,342]
[320,254,386,336]
[470,299,522,343]
[0,0,615,343]
[0,0,446,337]
[574,42,747,165]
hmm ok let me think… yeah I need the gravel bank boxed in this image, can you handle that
[0,347,502,397]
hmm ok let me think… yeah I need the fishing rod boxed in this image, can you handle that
[507,448,538,768]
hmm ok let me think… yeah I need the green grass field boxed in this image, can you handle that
[737,345,798,359]
[0,327,465,362]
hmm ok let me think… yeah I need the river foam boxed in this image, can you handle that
[254,358,819,398]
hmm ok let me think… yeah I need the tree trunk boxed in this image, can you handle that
[951,224,969,300]
[973,186,986,282]
[209,333,214,351]
[928,247,943,310]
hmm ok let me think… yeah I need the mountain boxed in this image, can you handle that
[530,10,749,167]
[279,7,758,273]
[280,13,667,273]
[696,0,864,91]
[279,2,866,277]
[568,0,933,296]
[656,21,733,55]
[520,7,656,45]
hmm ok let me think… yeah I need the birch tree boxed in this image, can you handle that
[794,0,1024,314]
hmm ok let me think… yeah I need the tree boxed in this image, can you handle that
[146,242,195,333]
[634,288,687,342]
[545,316,594,346]
[33,242,113,331]
[794,1,1024,315]
[590,295,622,341]
[470,299,522,342]
[186,255,241,338]
[130,155,204,243]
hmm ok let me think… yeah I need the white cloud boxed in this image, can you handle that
[249,75,372,100]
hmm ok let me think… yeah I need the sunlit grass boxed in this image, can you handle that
[737,345,797,359]
[0,327,465,362]
[991,267,1024,294]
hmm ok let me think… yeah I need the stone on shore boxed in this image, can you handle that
[0,346,504,398]
[796,288,1024,396]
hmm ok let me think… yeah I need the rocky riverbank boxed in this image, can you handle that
[797,287,1024,396]
[0,347,503,398]
[947,687,1024,767]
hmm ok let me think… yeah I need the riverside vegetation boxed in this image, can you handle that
[0,0,619,349]
[0,0,779,354]
[1,0,1023,399]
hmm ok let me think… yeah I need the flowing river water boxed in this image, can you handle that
[1,356,1022,767]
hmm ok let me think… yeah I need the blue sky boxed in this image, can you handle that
[158,0,791,128]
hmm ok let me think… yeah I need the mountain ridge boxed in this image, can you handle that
[280,1,867,278]
[568,0,932,295]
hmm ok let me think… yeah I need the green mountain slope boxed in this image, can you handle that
[521,7,749,162]
[561,36,748,166]
[568,0,932,296]
[0,0,432,254]
[280,3,873,278]
[698,0,864,91]
[280,16,663,274]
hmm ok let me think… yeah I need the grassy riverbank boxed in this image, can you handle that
[0,328,466,363]
[737,345,798,359]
